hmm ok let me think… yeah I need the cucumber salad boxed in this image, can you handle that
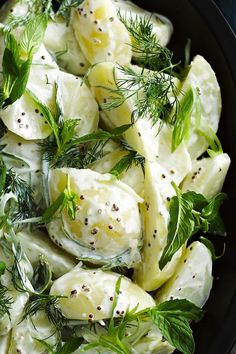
[0,1,231,353]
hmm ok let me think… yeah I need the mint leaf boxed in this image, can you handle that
[153,299,203,321]
[0,14,47,108]
[159,185,227,269]
[159,182,195,270]
[150,299,203,354]
[20,13,48,55]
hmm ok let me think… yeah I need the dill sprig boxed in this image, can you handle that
[110,140,145,178]
[102,65,179,126]
[118,12,174,71]
[27,86,132,169]
[0,261,13,319]
[58,0,84,23]
[23,294,66,334]
[3,168,37,221]
[9,238,67,336]
[4,0,53,30]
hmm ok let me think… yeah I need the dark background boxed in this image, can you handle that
[216,0,236,32]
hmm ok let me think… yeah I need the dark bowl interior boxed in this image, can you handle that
[1,0,236,353]
[132,0,236,353]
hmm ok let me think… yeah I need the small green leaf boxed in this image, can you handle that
[20,14,48,55]
[59,337,84,354]
[110,152,135,178]
[33,338,55,354]
[200,236,226,261]
[156,315,194,354]
[58,0,84,22]
[42,192,66,223]
[26,89,60,147]
[0,262,6,276]
[198,126,223,157]
[172,88,195,152]
[202,193,227,236]
[9,56,33,103]
[154,299,203,321]
[159,182,195,270]
[150,299,203,354]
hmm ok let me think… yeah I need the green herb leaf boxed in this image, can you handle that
[1,13,48,108]
[198,126,223,157]
[42,174,77,223]
[23,294,66,334]
[150,299,203,354]
[59,337,84,354]
[33,338,55,354]
[0,262,6,276]
[58,0,83,22]
[102,65,179,127]
[159,183,195,270]
[118,12,173,71]
[159,185,227,269]
[26,89,60,148]
[199,236,226,261]
[20,13,48,55]
[172,88,195,152]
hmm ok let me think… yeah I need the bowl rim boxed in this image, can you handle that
[188,3,236,353]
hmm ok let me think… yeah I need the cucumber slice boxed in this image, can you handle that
[0,238,32,336]
[8,311,57,354]
[50,266,155,321]
[179,55,222,160]
[0,333,11,354]
[17,229,76,278]
[0,45,59,140]
[134,160,183,291]
[58,71,99,136]
[90,149,144,195]
[47,168,143,267]
[71,0,132,65]
[156,241,213,308]
[181,153,230,199]
[88,62,161,160]
[43,15,90,76]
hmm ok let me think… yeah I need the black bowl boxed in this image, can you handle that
[1,0,236,353]
[133,0,236,353]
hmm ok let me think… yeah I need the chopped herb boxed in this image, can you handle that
[172,87,195,152]
[42,174,78,223]
[159,182,227,269]
[101,64,179,127]
[110,140,145,178]
[58,0,84,23]
[83,278,202,354]
[118,12,174,71]
[198,126,223,157]
[0,14,48,108]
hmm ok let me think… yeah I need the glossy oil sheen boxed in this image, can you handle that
[133,1,236,353]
